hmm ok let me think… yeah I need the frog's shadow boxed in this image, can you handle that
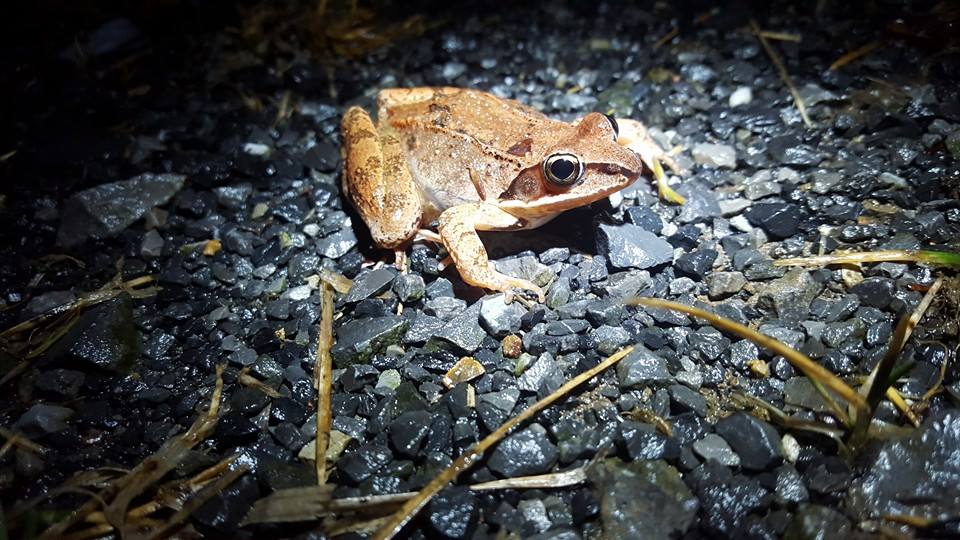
[347,201,603,301]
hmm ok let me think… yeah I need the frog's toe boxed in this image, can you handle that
[393,250,408,273]
[494,277,543,304]
[659,151,684,176]
[509,279,544,304]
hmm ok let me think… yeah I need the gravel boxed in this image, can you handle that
[4,1,959,538]
[596,223,674,270]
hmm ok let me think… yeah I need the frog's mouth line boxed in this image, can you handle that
[498,175,640,216]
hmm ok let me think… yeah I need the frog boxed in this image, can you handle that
[340,87,682,302]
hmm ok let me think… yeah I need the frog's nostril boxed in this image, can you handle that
[600,163,622,175]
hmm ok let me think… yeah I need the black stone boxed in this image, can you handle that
[214,412,260,447]
[337,443,392,485]
[487,423,558,477]
[675,249,718,280]
[596,223,673,270]
[389,410,434,458]
[850,277,896,309]
[331,315,408,367]
[427,486,480,539]
[745,203,801,239]
[44,293,140,372]
[625,206,664,234]
[192,474,259,535]
[715,412,782,471]
[587,459,698,539]
[344,268,397,303]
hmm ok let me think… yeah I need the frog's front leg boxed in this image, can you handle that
[437,203,545,303]
[614,118,686,205]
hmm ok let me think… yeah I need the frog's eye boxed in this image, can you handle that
[542,153,584,187]
[603,113,619,139]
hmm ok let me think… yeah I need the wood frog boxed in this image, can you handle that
[340,87,682,302]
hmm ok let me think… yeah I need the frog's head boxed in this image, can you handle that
[498,112,643,217]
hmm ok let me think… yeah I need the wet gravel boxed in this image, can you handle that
[2,0,960,538]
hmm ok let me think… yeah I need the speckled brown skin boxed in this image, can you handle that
[341,87,673,301]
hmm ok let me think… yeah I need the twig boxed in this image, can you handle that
[829,41,881,71]
[750,19,814,128]
[861,277,943,409]
[37,364,226,539]
[238,368,281,398]
[920,343,952,403]
[315,282,335,485]
[630,298,866,414]
[319,268,353,294]
[758,30,801,42]
[372,346,635,540]
[653,27,678,50]
[470,467,587,491]
[884,387,920,427]
[0,426,45,457]
[137,465,248,540]
[774,249,960,268]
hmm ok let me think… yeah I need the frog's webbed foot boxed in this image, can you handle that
[615,118,686,205]
[437,203,545,303]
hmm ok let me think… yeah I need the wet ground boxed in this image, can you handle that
[2,0,960,538]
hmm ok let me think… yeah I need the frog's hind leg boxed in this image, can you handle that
[615,118,686,205]
[341,107,422,249]
[437,203,545,303]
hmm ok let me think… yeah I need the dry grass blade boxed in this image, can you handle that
[320,268,353,294]
[750,19,814,128]
[855,277,943,436]
[315,282,335,486]
[884,387,921,427]
[470,467,587,491]
[758,30,802,42]
[37,364,226,540]
[242,468,587,526]
[734,392,848,449]
[103,364,226,534]
[135,465,248,540]
[0,426,45,458]
[920,344,952,403]
[241,485,413,525]
[829,41,881,70]
[0,273,158,386]
[880,513,960,528]
[372,345,635,540]
[628,298,867,416]
[861,277,942,403]
[81,455,240,533]
[653,26,679,49]
[774,249,960,268]
[238,367,281,398]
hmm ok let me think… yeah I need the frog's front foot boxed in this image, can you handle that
[491,273,545,304]
[437,203,546,304]
[615,118,686,205]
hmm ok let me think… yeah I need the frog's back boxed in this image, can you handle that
[374,87,576,220]
[378,87,565,158]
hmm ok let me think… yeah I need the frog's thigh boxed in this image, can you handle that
[341,107,421,248]
[437,203,545,302]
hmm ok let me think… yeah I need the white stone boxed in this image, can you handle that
[729,86,753,107]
